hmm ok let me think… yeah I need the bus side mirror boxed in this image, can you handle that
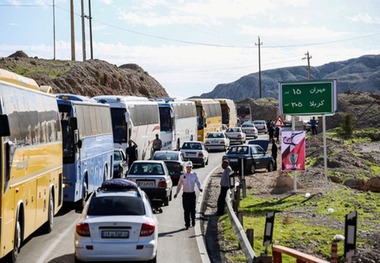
[125,111,130,122]
[70,117,78,130]
[0,115,11,137]
[5,141,12,181]
[77,139,82,149]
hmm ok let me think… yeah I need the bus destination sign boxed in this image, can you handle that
[278,80,337,115]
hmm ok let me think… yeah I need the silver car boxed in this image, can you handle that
[180,141,209,167]
[241,122,259,138]
[127,160,173,206]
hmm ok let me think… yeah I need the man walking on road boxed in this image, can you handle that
[217,159,233,216]
[174,161,203,229]
[152,133,162,152]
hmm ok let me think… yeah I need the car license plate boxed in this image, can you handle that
[137,180,155,187]
[230,158,238,162]
[101,230,129,239]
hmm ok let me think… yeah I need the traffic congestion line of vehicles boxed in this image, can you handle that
[0,69,244,262]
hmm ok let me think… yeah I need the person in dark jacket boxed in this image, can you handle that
[125,139,138,168]
[271,138,278,170]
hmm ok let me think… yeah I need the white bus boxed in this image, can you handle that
[157,99,197,150]
[94,95,160,160]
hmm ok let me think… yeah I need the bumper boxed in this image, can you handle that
[75,239,157,262]
[142,188,171,201]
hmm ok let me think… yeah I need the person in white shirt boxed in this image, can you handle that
[217,159,233,215]
[174,161,203,229]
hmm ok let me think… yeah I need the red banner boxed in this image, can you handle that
[281,131,306,171]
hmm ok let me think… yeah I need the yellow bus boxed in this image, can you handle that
[217,98,238,128]
[189,99,222,142]
[0,69,63,262]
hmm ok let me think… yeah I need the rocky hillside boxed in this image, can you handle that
[200,54,380,101]
[237,92,380,130]
[0,51,168,98]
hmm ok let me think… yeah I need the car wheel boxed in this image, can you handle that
[75,256,84,263]
[201,161,205,167]
[267,161,274,172]
[247,164,255,174]
[206,158,209,165]
[169,189,173,201]
[148,255,157,263]
[163,197,169,206]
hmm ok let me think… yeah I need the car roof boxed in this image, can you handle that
[248,140,269,151]
[132,160,165,164]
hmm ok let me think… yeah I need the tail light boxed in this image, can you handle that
[198,152,204,157]
[76,223,90,237]
[140,223,155,236]
[158,181,167,188]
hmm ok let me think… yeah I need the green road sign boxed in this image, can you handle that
[278,80,337,115]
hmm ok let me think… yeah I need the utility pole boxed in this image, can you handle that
[255,36,263,98]
[52,0,56,60]
[70,0,75,61]
[81,0,86,61]
[87,0,93,59]
[303,51,312,80]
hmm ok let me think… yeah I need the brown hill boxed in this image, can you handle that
[0,51,168,98]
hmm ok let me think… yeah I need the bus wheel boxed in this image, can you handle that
[9,218,21,262]
[81,182,88,210]
[42,191,54,233]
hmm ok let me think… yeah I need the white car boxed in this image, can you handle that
[127,160,173,206]
[252,120,268,134]
[225,127,246,144]
[205,132,230,151]
[180,141,209,167]
[75,179,158,263]
[241,122,259,138]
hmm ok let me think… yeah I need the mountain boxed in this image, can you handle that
[0,51,168,98]
[200,54,380,101]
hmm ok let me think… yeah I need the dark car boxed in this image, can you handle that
[151,150,185,185]
[222,144,275,174]
[113,148,128,178]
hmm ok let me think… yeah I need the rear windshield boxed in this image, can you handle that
[87,196,145,216]
[129,163,164,175]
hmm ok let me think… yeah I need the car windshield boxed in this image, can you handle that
[227,128,240,132]
[182,142,202,150]
[242,124,253,128]
[227,146,248,154]
[129,163,164,175]
[87,195,145,216]
[207,133,223,138]
[153,152,179,161]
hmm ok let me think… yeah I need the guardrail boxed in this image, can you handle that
[225,183,330,263]
[272,245,329,263]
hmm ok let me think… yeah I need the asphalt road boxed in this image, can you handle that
[6,151,225,263]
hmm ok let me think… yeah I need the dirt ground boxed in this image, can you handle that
[200,138,380,263]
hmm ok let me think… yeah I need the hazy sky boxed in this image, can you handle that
[1,0,379,98]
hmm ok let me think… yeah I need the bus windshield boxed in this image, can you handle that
[111,108,127,143]
[59,105,74,161]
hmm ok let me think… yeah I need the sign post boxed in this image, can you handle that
[278,80,337,193]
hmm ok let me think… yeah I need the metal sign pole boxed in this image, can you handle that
[323,115,328,192]
[292,116,297,192]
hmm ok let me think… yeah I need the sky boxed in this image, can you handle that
[1,0,380,99]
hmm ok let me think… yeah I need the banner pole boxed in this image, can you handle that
[323,115,328,192]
